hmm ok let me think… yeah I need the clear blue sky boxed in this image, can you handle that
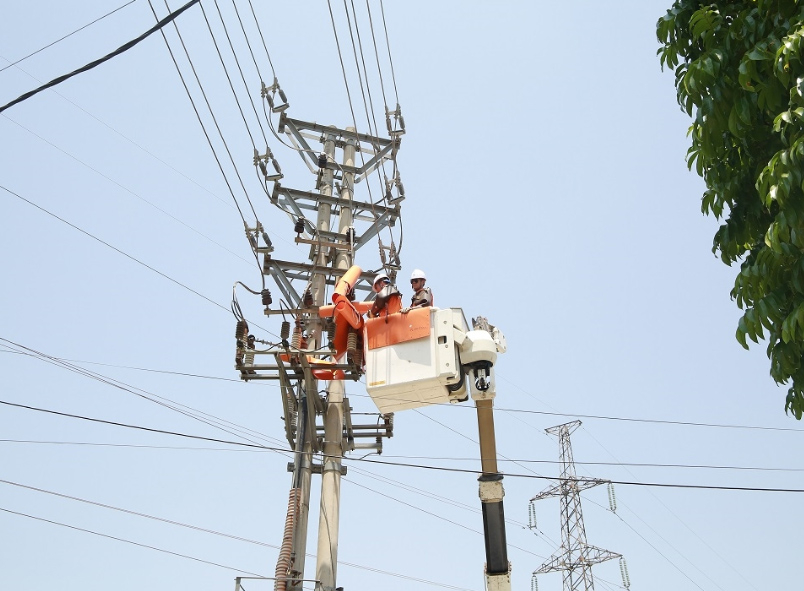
[1,2,800,591]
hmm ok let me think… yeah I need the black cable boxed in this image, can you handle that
[0,477,478,590]
[498,406,804,433]
[0,506,266,577]
[0,339,286,449]
[0,399,277,450]
[0,184,227,312]
[0,0,202,114]
[0,478,282,549]
[6,396,804,494]
[0,184,278,339]
[2,115,254,267]
[0,0,138,74]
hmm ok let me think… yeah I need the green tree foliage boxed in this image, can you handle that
[657,1,804,418]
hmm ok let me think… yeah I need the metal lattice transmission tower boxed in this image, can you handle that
[235,85,405,591]
[531,421,621,591]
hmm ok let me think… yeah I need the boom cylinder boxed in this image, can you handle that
[476,398,510,587]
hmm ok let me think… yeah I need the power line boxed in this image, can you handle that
[5,396,804,494]
[0,350,247,383]
[0,338,282,449]
[0,0,138,74]
[498,405,804,433]
[0,184,228,312]
[2,114,254,267]
[0,479,478,591]
[0,0,202,114]
[0,398,276,451]
[4,330,797,444]
[0,506,265,576]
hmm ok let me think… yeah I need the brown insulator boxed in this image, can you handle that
[261,289,272,306]
[303,289,313,307]
[280,321,291,341]
[235,320,248,340]
[291,321,302,349]
[349,348,362,369]
[347,328,358,356]
[294,218,305,234]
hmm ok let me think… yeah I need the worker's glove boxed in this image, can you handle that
[400,307,411,314]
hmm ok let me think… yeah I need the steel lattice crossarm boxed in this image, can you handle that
[530,476,610,501]
[534,544,622,575]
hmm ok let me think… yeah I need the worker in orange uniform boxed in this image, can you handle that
[403,269,432,312]
[369,272,402,318]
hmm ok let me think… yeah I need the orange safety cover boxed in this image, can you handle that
[333,265,363,298]
[365,306,431,350]
[278,353,345,381]
[319,301,373,317]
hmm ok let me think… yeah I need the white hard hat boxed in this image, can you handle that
[410,269,426,281]
[373,273,390,286]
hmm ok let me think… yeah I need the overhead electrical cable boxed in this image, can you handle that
[327,0,399,259]
[0,399,279,451]
[244,0,276,80]
[155,0,259,221]
[378,0,399,104]
[0,479,472,591]
[0,478,283,549]
[579,424,760,591]
[7,397,802,493]
[0,506,266,577]
[0,0,202,114]
[0,0,138,74]
[0,58,238,211]
[499,405,804,433]
[364,0,389,112]
[228,0,268,84]
[342,0,403,263]
[345,478,546,560]
[0,185,277,338]
[147,0,263,281]
[0,184,227,312]
[2,115,253,267]
[347,380,804,433]
[1,339,287,449]
[0,439,270,451]
[205,0,271,147]
[0,351,250,383]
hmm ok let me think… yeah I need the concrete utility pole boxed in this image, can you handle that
[237,90,404,591]
[531,421,621,591]
[315,130,356,590]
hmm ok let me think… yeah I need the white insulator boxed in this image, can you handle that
[528,500,537,530]
[531,574,538,591]
[608,482,617,513]
[620,557,630,589]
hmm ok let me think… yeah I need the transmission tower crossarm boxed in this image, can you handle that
[530,477,609,501]
[534,545,622,575]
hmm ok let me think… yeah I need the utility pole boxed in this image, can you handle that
[236,84,404,591]
[314,130,356,591]
[530,421,621,591]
